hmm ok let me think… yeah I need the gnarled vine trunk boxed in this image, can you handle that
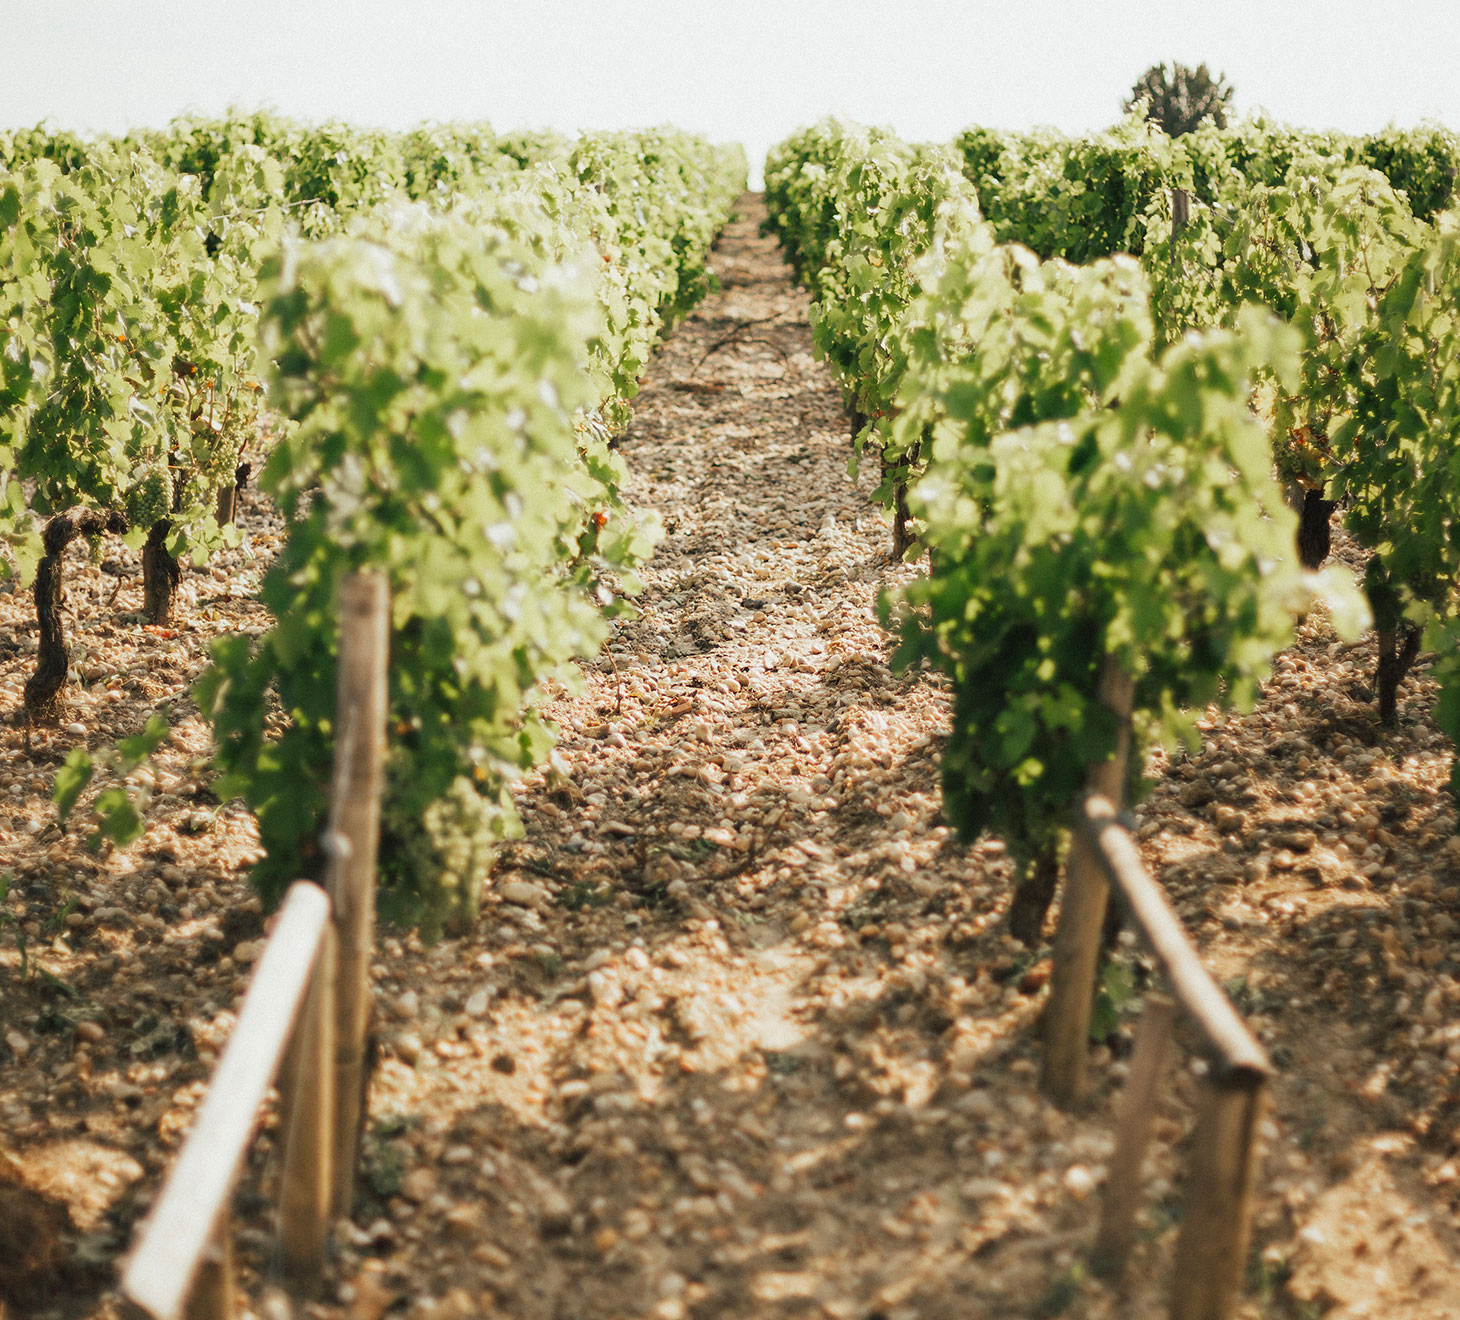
[142,518,181,626]
[1296,488,1336,570]
[1007,843,1061,947]
[883,434,922,562]
[890,483,913,560]
[24,508,128,722]
[1376,622,1421,726]
[1365,555,1421,727]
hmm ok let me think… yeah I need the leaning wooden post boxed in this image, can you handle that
[122,882,331,1320]
[278,923,337,1286]
[183,1224,235,1320]
[1073,796,1274,1317]
[1041,656,1135,1106]
[1092,994,1176,1277]
[326,572,389,1216]
[1170,1071,1269,1320]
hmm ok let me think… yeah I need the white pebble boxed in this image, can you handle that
[1063,1164,1098,1199]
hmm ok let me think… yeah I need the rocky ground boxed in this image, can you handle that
[4,196,1460,1320]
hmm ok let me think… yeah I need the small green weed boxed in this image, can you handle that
[560,882,612,912]
[363,1112,422,1199]
[44,897,76,934]
[1225,975,1281,1017]
[1030,1263,1085,1318]
[0,873,29,981]
[1090,957,1137,1044]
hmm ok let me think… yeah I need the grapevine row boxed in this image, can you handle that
[763,116,1460,933]
[1,116,745,927]
[959,112,1459,263]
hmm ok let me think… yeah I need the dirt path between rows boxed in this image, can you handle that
[280,198,1460,1320]
[330,196,1072,1320]
[325,196,1460,1320]
[7,194,1460,1320]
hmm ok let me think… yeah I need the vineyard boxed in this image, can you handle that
[2,107,1460,1320]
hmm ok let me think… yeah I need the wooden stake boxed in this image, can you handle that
[182,1220,234,1320]
[122,882,331,1320]
[278,923,337,1287]
[214,484,236,529]
[1171,1075,1267,1320]
[326,572,389,1216]
[1171,188,1191,239]
[1080,797,1270,1078]
[1041,657,1135,1106]
[1092,995,1176,1277]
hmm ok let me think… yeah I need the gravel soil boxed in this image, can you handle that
[4,195,1460,1320]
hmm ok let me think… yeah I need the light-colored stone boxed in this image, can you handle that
[499,880,549,909]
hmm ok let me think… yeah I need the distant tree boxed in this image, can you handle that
[1125,62,1234,137]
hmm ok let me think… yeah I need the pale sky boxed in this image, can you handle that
[3,2,1456,185]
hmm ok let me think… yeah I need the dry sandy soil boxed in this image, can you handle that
[4,196,1460,1320]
